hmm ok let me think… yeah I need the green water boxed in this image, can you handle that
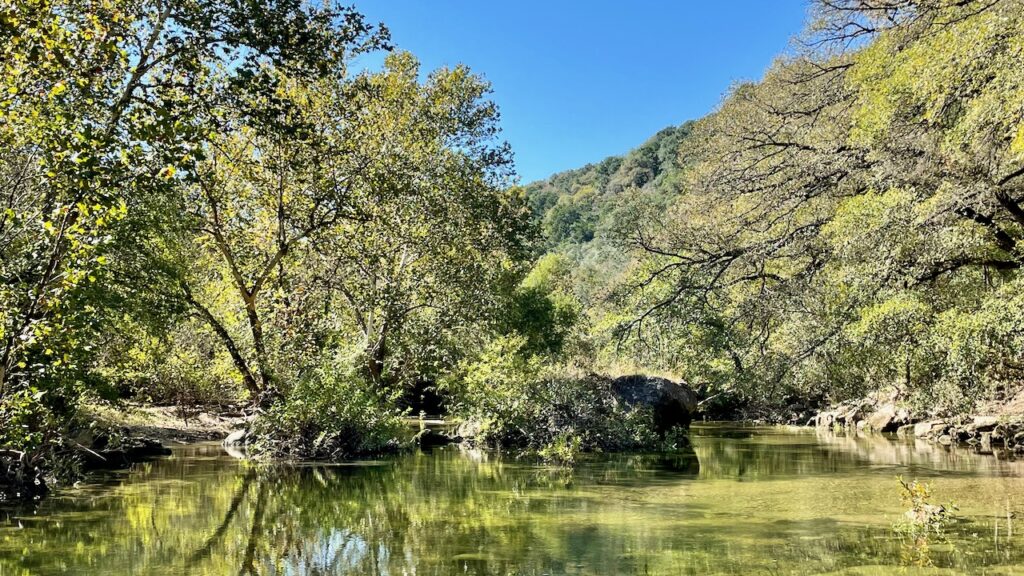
[3,424,1024,575]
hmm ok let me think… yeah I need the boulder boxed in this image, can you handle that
[895,407,913,423]
[914,420,944,438]
[866,404,898,432]
[611,375,699,433]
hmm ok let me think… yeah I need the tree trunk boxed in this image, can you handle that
[0,338,12,397]
[367,332,387,384]
[181,282,261,399]
[242,296,279,407]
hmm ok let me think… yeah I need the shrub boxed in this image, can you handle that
[445,336,676,463]
[0,389,81,501]
[248,361,406,460]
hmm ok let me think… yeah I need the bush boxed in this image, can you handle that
[247,361,406,460]
[0,389,81,501]
[444,336,674,463]
[93,319,248,408]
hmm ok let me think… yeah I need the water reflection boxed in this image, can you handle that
[3,425,1024,575]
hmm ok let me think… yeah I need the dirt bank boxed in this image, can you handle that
[87,403,247,444]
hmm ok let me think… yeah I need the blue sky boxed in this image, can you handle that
[354,1,809,183]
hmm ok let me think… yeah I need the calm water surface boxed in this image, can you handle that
[4,424,1024,575]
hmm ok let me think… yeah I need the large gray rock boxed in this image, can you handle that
[866,404,898,432]
[866,403,913,432]
[611,375,699,433]
[914,420,945,438]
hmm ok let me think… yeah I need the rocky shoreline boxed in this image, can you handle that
[810,391,1024,456]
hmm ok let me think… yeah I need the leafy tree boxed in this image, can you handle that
[610,0,1024,412]
[308,53,533,387]
[0,0,384,400]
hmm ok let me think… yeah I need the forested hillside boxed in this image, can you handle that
[525,0,1024,418]
[518,124,692,317]
[525,124,691,250]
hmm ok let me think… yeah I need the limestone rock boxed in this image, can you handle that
[914,420,944,438]
[866,404,898,432]
[611,375,699,433]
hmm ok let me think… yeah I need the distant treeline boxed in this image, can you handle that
[525,0,1024,415]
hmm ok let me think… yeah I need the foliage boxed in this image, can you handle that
[0,389,81,500]
[172,49,533,409]
[0,0,394,487]
[0,0,380,402]
[1,0,538,487]
[499,253,582,358]
[248,358,406,460]
[560,0,1024,416]
[445,335,669,463]
[6,0,1024,498]
[892,476,957,567]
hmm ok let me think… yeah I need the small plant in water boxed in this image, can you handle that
[892,475,957,567]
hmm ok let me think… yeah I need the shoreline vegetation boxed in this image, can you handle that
[5,0,1024,504]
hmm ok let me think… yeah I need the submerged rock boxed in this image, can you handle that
[610,375,699,433]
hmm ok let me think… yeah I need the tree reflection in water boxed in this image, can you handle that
[5,426,1024,575]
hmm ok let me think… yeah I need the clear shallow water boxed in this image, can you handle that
[4,424,1024,575]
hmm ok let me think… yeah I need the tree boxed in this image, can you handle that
[0,1,393,491]
[176,52,532,405]
[180,72,379,404]
[612,0,1024,410]
[309,53,533,386]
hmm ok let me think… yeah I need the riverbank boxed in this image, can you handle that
[0,404,248,503]
[86,403,248,445]
[101,386,1024,461]
[806,387,1024,456]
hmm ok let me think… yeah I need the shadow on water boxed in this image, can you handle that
[4,426,1024,574]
